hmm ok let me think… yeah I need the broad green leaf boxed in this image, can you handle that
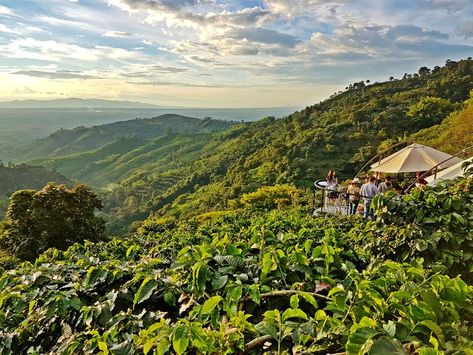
[282,308,308,322]
[156,338,170,355]
[172,326,189,355]
[211,275,228,290]
[382,321,396,337]
[418,320,445,343]
[346,327,378,355]
[189,326,211,352]
[133,277,158,307]
[300,292,318,309]
[201,295,222,315]
[369,337,406,355]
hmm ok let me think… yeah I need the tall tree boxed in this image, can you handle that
[0,183,105,261]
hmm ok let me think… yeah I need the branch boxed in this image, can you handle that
[244,335,273,353]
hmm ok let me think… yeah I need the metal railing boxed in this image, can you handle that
[313,179,373,216]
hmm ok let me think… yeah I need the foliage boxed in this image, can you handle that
[407,96,457,129]
[239,184,306,211]
[411,102,473,155]
[19,114,237,161]
[1,205,473,354]
[358,177,473,281]
[0,183,106,261]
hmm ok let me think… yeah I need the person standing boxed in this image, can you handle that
[347,178,361,215]
[326,170,338,188]
[360,176,378,220]
[377,176,392,195]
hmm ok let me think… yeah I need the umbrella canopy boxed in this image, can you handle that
[370,143,462,173]
[426,156,473,185]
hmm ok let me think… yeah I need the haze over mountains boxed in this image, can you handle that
[0,98,162,109]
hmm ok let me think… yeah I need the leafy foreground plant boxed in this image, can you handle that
[1,209,472,354]
[362,177,473,281]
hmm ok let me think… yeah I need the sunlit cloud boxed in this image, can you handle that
[0,0,472,107]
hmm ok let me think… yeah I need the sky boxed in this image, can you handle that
[0,0,472,108]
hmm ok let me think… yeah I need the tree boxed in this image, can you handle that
[0,183,105,261]
[418,66,430,76]
[407,96,457,130]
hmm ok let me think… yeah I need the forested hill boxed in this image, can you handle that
[0,164,71,196]
[18,114,237,160]
[105,59,473,229]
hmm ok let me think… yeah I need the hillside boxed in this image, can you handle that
[106,59,473,229]
[410,101,473,155]
[0,164,71,217]
[20,114,237,160]
[17,59,473,232]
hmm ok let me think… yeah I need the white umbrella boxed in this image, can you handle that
[426,156,473,185]
[370,143,462,173]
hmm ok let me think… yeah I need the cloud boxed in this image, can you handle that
[103,30,132,37]
[225,27,299,48]
[13,70,103,79]
[264,0,346,17]
[0,24,18,35]
[457,21,473,38]
[309,24,452,60]
[126,80,222,87]
[121,65,188,78]
[0,5,13,16]
[418,0,470,12]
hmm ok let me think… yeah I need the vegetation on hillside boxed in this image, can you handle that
[1,177,472,354]
[19,114,237,161]
[15,60,473,232]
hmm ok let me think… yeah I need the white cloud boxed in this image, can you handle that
[0,5,13,16]
[103,30,132,37]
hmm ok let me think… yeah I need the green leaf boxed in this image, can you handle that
[133,277,158,307]
[282,308,308,322]
[382,321,396,337]
[164,291,176,306]
[211,275,228,290]
[97,341,109,355]
[172,326,189,355]
[369,337,406,355]
[189,326,211,352]
[156,338,170,355]
[201,295,222,315]
[346,327,378,355]
[248,284,260,304]
[299,292,318,309]
[290,294,299,309]
[418,320,445,343]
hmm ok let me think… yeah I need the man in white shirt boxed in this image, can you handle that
[360,176,378,220]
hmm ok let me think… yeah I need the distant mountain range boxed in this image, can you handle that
[0,98,162,109]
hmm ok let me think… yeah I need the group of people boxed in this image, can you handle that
[326,170,404,220]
